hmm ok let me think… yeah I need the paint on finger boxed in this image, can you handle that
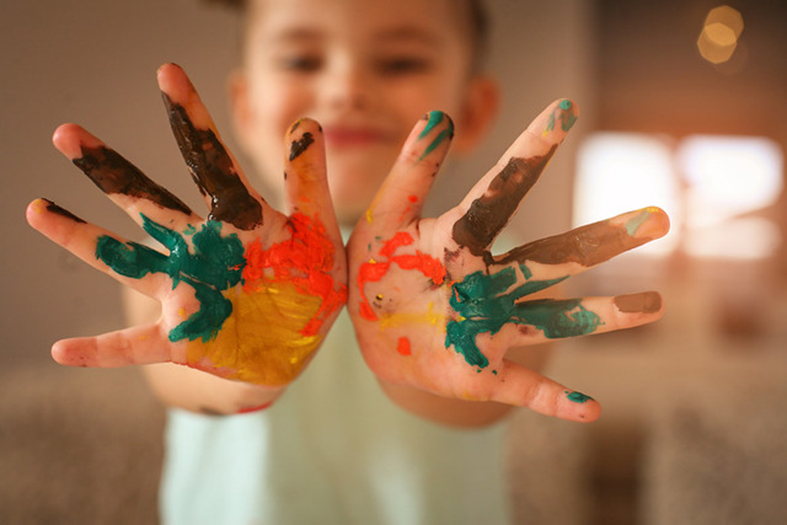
[418,111,454,161]
[543,99,578,136]
[289,132,314,161]
[614,291,662,314]
[73,145,193,215]
[42,198,86,223]
[445,265,602,368]
[565,390,593,403]
[163,94,262,230]
[452,149,556,256]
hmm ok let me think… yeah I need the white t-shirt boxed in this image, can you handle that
[160,309,512,525]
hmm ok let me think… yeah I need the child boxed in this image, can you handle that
[26,0,669,523]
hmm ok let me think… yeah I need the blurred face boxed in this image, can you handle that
[234,0,482,224]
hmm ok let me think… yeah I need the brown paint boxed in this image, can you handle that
[614,291,662,314]
[452,147,556,256]
[498,219,648,268]
[43,198,86,223]
[73,145,193,215]
[163,94,262,230]
[289,132,314,161]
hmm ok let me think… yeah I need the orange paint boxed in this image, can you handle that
[396,337,412,356]
[358,231,446,321]
[243,212,346,336]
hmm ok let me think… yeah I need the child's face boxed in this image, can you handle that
[231,0,493,224]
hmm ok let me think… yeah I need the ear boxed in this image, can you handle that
[452,75,500,155]
[226,69,256,155]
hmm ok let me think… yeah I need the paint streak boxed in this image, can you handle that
[96,216,245,342]
[566,391,593,404]
[452,149,556,257]
[418,111,454,161]
[163,94,262,230]
[498,208,656,268]
[96,212,345,385]
[397,337,412,356]
[614,291,662,314]
[544,99,578,135]
[73,145,193,215]
[445,265,602,368]
[289,132,314,161]
[358,232,446,321]
[43,199,86,223]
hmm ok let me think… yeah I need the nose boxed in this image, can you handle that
[320,55,375,112]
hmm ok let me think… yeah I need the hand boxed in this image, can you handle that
[347,100,669,422]
[27,64,347,390]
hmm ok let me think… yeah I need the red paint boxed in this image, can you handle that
[242,212,347,336]
[357,231,446,321]
[396,337,412,356]
[237,400,274,414]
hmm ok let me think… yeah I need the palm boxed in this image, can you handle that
[348,102,669,420]
[27,64,346,387]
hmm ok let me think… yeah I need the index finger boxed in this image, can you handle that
[452,99,579,256]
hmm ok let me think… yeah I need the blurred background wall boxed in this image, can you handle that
[2,0,786,523]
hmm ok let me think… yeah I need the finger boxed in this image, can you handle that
[494,207,670,274]
[363,111,454,230]
[282,118,342,242]
[157,63,265,230]
[451,99,579,256]
[490,361,601,422]
[507,291,665,345]
[52,123,200,232]
[27,198,170,298]
[51,323,171,367]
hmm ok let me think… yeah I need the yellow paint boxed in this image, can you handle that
[379,302,445,330]
[178,308,187,318]
[185,280,323,386]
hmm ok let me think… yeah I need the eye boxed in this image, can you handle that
[376,56,432,75]
[279,54,323,72]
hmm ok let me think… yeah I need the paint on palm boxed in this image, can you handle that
[358,99,603,369]
[78,94,344,385]
[95,212,345,385]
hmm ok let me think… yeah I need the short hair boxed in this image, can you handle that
[205,0,489,71]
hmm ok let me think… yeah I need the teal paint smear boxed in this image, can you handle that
[566,391,593,404]
[446,265,602,368]
[624,209,650,236]
[545,100,578,133]
[95,215,246,343]
[418,111,454,161]
[419,111,444,139]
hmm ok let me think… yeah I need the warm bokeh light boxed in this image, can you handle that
[678,135,783,259]
[697,5,744,64]
[574,133,680,256]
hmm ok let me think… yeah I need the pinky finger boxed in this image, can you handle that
[491,362,601,422]
[52,323,171,368]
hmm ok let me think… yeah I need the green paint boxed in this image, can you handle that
[419,111,444,138]
[545,100,578,133]
[95,215,246,342]
[418,111,454,161]
[566,391,593,404]
[184,224,196,235]
[445,265,602,368]
[624,209,650,236]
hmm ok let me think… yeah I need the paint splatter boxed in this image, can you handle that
[163,94,262,230]
[544,99,578,135]
[397,337,412,356]
[96,212,345,385]
[452,150,556,257]
[445,265,602,368]
[566,391,593,404]
[418,111,454,160]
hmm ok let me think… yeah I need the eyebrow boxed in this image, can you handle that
[373,27,444,47]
